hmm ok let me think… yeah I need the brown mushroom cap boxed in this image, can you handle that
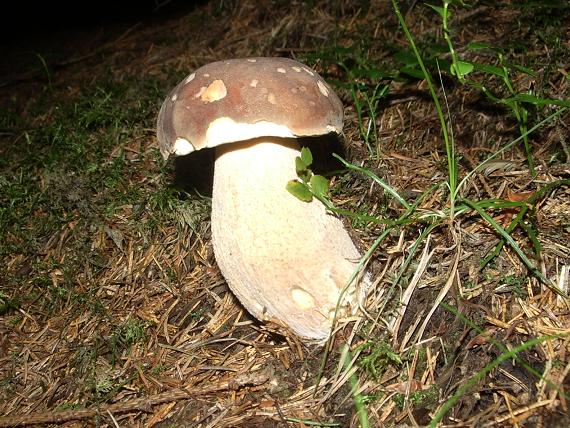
[156,57,344,159]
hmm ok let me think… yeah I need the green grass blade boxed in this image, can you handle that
[456,108,567,196]
[430,303,569,427]
[343,344,370,428]
[430,336,563,427]
[333,154,411,209]
[391,0,457,209]
[480,179,570,268]
[462,198,567,297]
[480,204,529,268]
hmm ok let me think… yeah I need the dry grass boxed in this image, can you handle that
[1,0,569,426]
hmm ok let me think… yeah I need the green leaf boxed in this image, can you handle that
[467,42,495,50]
[399,65,426,80]
[511,94,570,108]
[394,50,419,66]
[310,174,329,197]
[352,67,396,80]
[426,3,445,17]
[286,180,313,202]
[295,156,309,175]
[510,63,538,77]
[300,147,313,167]
[450,60,474,77]
[427,43,450,55]
[470,62,506,78]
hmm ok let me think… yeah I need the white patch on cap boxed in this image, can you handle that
[203,73,210,77]
[250,79,258,87]
[184,73,196,84]
[291,287,316,310]
[171,93,178,102]
[292,66,302,72]
[276,67,286,73]
[291,88,298,94]
[200,80,227,103]
[174,137,195,156]
[267,93,277,104]
[247,58,257,62]
[317,80,329,97]
[303,67,315,76]
[205,117,294,147]
[326,124,339,133]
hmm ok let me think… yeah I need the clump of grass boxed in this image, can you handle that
[109,317,147,363]
[0,291,20,316]
[393,384,439,410]
[294,0,570,287]
[302,44,393,157]
[0,70,205,422]
[288,0,570,425]
[0,73,193,301]
[357,340,402,380]
[396,1,570,178]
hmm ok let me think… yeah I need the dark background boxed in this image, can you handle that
[2,1,199,34]
[0,0,203,88]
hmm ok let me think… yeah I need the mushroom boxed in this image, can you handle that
[157,57,370,342]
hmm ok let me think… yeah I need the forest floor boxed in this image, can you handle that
[1,0,569,427]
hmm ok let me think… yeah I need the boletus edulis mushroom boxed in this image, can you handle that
[157,57,370,342]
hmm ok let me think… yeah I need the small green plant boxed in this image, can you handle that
[392,0,458,212]
[351,82,389,157]
[92,377,115,397]
[420,1,570,177]
[109,317,147,363]
[357,340,402,379]
[55,402,81,412]
[48,285,69,308]
[286,147,411,227]
[0,292,20,315]
[150,364,166,376]
[393,384,439,410]
[499,273,528,298]
[285,147,330,203]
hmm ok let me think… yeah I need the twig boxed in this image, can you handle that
[0,371,269,427]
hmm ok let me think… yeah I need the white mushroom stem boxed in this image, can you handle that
[211,137,368,341]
